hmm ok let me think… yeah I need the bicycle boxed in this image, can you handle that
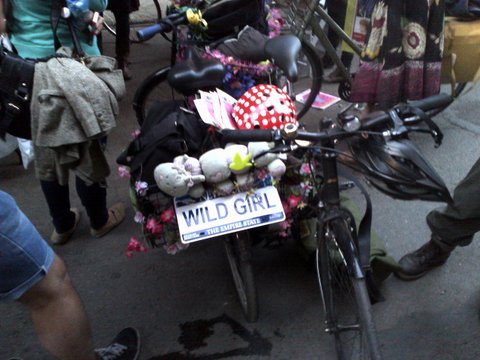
[132,4,323,125]
[103,0,162,43]
[219,92,454,359]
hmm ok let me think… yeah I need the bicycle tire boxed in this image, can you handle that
[133,65,186,125]
[103,0,162,43]
[317,218,382,360]
[223,231,258,323]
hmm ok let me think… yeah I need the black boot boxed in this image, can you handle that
[395,238,453,281]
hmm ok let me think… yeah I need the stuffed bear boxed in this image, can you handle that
[153,162,205,197]
[199,148,232,183]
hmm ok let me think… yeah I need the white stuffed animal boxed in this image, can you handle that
[154,162,205,197]
[248,142,278,168]
[199,148,231,183]
[173,154,203,176]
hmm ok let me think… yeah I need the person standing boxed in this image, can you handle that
[396,156,480,280]
[0,189,140,360]
[348,0,445,113]
[3,0,126,245]
[106,0,140,80]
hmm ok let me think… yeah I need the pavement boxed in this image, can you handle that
[2,4,480,360]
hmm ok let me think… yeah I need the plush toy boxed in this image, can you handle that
[267,158,287,179]
[224,143,252,174]
[199,148,232,183]
[154,162,205,197]
[173,154,202,176]
[248,142,278,168]
[248,141,286,178]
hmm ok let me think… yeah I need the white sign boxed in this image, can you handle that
[174,186,285,244]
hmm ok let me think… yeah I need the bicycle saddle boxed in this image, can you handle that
[264,35,301,82]
[167,48,226,95]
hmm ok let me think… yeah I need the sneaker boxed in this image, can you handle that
[395,239,453,281]
[95,327,140,360]
[50,208,81,245]
[90,202,125,238]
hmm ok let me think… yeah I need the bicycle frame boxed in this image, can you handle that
[313,135,365,281]
[286,0,362,82]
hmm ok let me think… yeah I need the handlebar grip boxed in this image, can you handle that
[408,93,454,112]
[136,23,170,41]
[221,129,276,142]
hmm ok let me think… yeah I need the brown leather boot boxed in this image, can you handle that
[395,238,453,281]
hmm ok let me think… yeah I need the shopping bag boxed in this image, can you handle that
[441,17,480,91]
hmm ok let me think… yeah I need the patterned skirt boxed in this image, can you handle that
[349,0,445,109]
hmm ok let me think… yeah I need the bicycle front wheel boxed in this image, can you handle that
[317,218,382,360]
[103,0,162,43]
[223,231,258,323]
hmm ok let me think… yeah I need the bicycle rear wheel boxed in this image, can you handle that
[103,0,162,43]
[223,231,258,323]
[317,218,382,360]
[273,40,323,121]
[133,66,185,125]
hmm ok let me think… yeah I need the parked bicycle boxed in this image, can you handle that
[219,93,453,359]
[132,4,323,125]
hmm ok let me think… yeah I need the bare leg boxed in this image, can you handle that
[18,255,97,360]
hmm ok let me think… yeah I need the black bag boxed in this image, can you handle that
[116,101,213,191]
[202,0,269,41]
[0,43,35,139]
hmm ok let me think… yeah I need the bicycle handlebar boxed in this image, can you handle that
[136,8,204,41]
[220,93,453,144]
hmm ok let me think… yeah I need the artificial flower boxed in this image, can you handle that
[145,217,163,235]
[131,129,141,139]
[135,181,148,197]
[160,207,176,223]
[134,211,145,224]
[118,166,130,178]
[125,236,148,258]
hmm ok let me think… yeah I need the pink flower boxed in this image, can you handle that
[282,201,292,217]
[287,194,302,209]
[118,166,130,179]
[145,217,163,235]
[160,207,175,223]
[299,163,312,175]
[125,236,148,257]
[131,129,141,139]
[134,211,145,224]
[135,181,148,197]
[163,241,189,255]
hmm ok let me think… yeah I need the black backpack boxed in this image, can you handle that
[117,100,214,192]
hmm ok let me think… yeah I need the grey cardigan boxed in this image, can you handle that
[31,47,125,185]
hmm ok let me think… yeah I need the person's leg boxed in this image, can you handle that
[40,180,81,244]
[75,176,125,237]
[0,190,96,360]
[40,180,75,233]
[19,255,98,360]
[112,9,132,80]
[397,155,480,280]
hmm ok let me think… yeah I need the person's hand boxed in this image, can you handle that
[86,11,104,36]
